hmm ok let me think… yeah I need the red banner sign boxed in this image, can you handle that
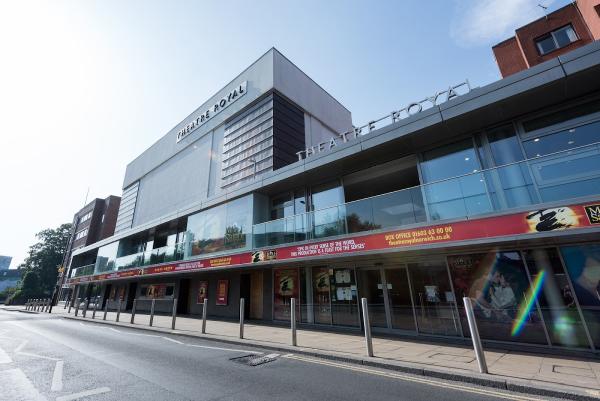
[68,202,598,284]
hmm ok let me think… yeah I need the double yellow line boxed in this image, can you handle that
[282,354,544,401]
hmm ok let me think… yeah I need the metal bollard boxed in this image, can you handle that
[82,298,89,318]
[130,299,137,324]
[463,297,488,374]
[92,297,99,319]
[171,298,178,330]
[201,299,208,334]
[103,301,108,320]
[33,299,38,312]
[74,298,80,316]
[361,298,374,357]
[149,299,156,327]
[45,299,50,312]
[291,298,297,346]
[239,298,245,339]
[68,300,72,314]
[46,298,52,313]
[64,297,68,309]
[116,299,122,322]
[25,299,29,311]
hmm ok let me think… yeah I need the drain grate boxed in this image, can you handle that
[231,353,279,366]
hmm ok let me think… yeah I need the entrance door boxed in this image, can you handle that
[240,273,251,318]
[408,261,460,336]
[249,271,263,320]
[357,269,387,327]
[177,279,190,314]
[385,268,417,331]
[126,282,137,310]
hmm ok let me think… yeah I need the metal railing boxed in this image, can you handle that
[70,140,600,279]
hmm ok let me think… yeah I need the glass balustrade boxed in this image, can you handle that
[74,141,600,278]
[71,264,95,278]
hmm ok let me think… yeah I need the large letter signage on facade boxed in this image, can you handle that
[295,80,471,161]
[176,81,247,143]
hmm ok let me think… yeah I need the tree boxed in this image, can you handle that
[18,223,72,296]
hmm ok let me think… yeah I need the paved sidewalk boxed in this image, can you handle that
[9,304,600,400]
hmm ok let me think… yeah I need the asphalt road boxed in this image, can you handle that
[0,309,556,401]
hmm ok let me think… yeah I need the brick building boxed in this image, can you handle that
[493,0,600,77]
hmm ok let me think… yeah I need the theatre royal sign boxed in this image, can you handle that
[296,80,471,161]
[176,81,247,143]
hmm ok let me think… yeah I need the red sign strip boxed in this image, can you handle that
[67,202,598,284]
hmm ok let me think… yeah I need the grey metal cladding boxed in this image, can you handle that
[221,96,275,190]
[114,182,139,234]
[132,133,212,227]
[122,49,276,190]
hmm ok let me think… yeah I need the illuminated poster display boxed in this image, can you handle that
[216,280,229,306]
[197,281,208,304]
[273,269,299,321]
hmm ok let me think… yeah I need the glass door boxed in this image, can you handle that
[357,269,387,328]
[408,261,460,336]
[312,266,332,324]
[385,268,417,331]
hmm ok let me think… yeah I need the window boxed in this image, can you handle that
[79,211,92,223]
[74,228,88,240]
[420,139,481,183]
[522,120,600,158]
[535,24,578,55]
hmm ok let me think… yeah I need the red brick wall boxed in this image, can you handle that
[577,0,600,39]
[492,37,529,77]
[516,3,593,67]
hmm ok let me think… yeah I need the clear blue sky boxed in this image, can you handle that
[0,0,571,267]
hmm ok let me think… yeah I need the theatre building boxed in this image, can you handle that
[68,44,600,355]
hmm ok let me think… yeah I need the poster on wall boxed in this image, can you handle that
[216,280,229,305]
[273,269,299,321]
[197,281,208,304]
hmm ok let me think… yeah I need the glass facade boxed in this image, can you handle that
[186,195,253,257]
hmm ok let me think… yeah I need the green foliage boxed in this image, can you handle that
[17,223,72,300]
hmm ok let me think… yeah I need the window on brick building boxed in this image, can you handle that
[535,24,578,55]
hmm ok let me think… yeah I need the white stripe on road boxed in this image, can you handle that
[0,368,47,401]
[264,353,280,359]
[108,328,121,333]
[14,339,28,353]
[51,360,64,392]
[161,337,184,344]
[0,344,12,364]
[56,387,111,401]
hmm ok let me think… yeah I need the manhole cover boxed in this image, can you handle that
[231,353,279,366]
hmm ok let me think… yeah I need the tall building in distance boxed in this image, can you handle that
[493,0,600,77]
[58,196,121,300]
[0,255,12,271]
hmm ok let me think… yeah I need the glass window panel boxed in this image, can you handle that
[523,248,590,349]
[448,252,548,344]
[560,245,600,348]
[522,99,600,132]
[95,242,119,273]
[273,268,299,321]
[536,35,556,55]
[487,125,524,165]
[421,139,480,183]
[554,25,577,47]
[346,198,378,233]
[372,188,425,229]
[331,267,359,327]
[312,267,332,324]
[408,261,460,336]
[385,268,417,331]
[311,181,344,210]
[539,176,600,203]
[522,120,600,158]
[357,269,387,328]
[496,164,538,208]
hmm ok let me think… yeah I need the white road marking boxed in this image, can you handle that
[0,368,47,401]
[161,337,184,344]
[51,360,64,392]
[55,387,111,401]
[108,328,121,333]
[283,354,540,401]
[264,353,280,359]
[14,339,28,353]
[186,343,262,354]
[0,343,12,364]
